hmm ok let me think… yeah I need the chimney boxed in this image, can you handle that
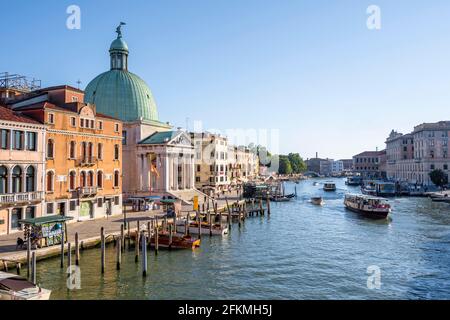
[315,152,318,159]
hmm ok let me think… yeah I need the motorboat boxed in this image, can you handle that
[346,176,362,186]
[323,182,336,192]
[311,197,324,206]
[0,271,51,300]
[149,232,201,249]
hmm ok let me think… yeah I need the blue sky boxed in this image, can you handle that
[2,0,450,159]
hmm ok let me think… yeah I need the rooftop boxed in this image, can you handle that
[139,131,178,145]
[0,105,42,125]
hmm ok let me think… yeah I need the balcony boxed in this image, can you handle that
[0,191,44,205]
[78,187,98,196]
[76,156,98,167]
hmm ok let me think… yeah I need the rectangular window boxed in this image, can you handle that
[115,123,119,132]
[47,203,54,215]
[122,130,127,145]
[25,207,35,220]
[196,177,201,182]
[69,200,77,211]
[90,120,95,129]
[1,129,9,149]
[70,117,76,127]
[97,198,103,208]
[12,130,24,150]
[197,165,201,172]
[11,208,22,229]
[444,164,448,170]
[114,196,120,205]
[48,113,55,124]
[26,132,37,151]
[80,119,85,128]
[98,121,103,130]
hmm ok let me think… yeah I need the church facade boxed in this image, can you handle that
[84,25,197,201]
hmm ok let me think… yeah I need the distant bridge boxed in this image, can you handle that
[303,171,320,177]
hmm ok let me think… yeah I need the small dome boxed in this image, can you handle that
[84,70,159,122]
[110,38,128,52]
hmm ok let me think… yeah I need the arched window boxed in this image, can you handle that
[69,171,76,191]
[47,139,54,158]
[114,170,120,188]
[97,171,103,188]
[0,166,8,194]
[88,171,94,187]
[80,171,86,188]
[97,143,103,160]
[12,166,23,193]
[26,166,35,192]
[69,141,76,159]
[46,171,54,192]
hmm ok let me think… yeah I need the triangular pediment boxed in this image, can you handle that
[168,131,192,146]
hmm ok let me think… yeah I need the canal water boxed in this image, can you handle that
[35,178,450,300]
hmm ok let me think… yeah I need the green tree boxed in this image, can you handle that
[278,156,292,175]
[429,169,448,187]
[288,153,307,173]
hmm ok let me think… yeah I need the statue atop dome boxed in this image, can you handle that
[116,22,126,38]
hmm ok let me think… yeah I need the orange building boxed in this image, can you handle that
[10,86,123,221]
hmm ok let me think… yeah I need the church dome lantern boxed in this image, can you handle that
[84,23,159,122]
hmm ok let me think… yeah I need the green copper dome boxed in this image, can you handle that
[84,70,158,122]
[84,24,159,122]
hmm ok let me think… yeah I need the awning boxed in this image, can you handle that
[19,215,73,226]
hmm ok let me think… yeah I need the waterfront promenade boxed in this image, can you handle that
[0,191,241,267]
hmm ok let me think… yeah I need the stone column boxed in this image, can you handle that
[165,155,170,192]
[142,153,149,191]
[191,154,195,189]
[174,157,178,191]
[185,157,190,190]
[147,153,152,192]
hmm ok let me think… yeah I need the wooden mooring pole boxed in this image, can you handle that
[169,224,173,250]
[60,230,65,269]
[208,212,212,236]
[75,232,80,266]
[101,227,105,274]
[27,237,31,279]
[31,251,36,285]
[16,262,21,275]
[141,232,147,277]
[67,242,72,267]
[135,229,140,263]
[120,224,124,252]
[266,196,271,215]
[116,236,122,270]
[197,211,202,239]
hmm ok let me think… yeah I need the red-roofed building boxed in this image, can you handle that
[0,105,46,235]
[8,86,123,222]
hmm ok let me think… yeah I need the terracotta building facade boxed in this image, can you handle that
[10,86,123,221]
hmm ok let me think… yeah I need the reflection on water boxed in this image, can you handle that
[35,178,450,300]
